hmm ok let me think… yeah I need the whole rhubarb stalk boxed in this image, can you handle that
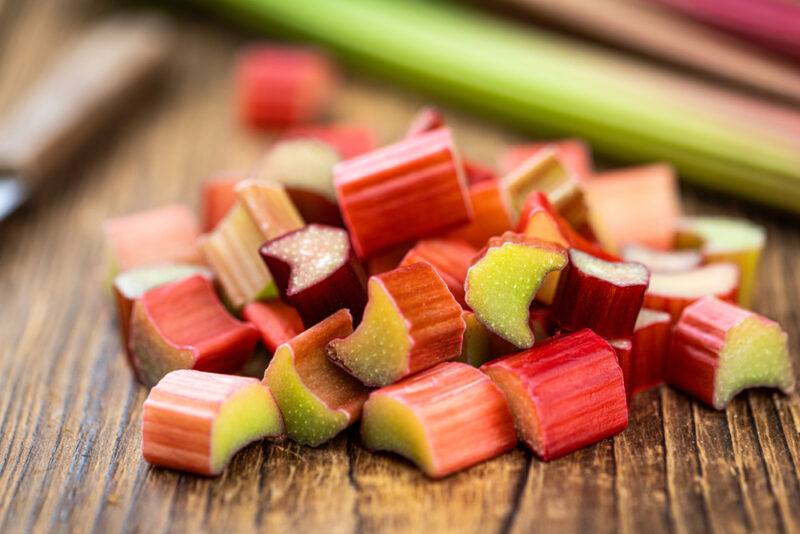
[482,329,628,460]
[360,362,517,478]
[552,249,649,339]
[142,370,283,475]
[264,309,369,446]
[334,128,472,258]
[327,262,465,386]
[667,297,794,410]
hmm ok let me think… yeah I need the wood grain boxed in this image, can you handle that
[0,1,798,533]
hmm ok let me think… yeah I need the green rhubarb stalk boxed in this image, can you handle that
[201,0,800,212]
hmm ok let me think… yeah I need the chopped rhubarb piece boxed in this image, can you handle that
[254,139,342,226]
[142,370,283,476]
[242,300,304,352]
[629,308,672,394]
[516,191,618,304]
[668,297,795,410]
[365,244,413,276]
[404,106,445,138]
[360,362,516,478]
[488,307,558,358]
[103,204,203,274]
[444,180,513,249]
[260,224,368,326]
[264,309,369,446]
[327,262,465,386]
[334,128,471,258]
[676,216,766,308]
[585,164,680,253]
[201,175,241,232]
[399,238,477,307]
[482,329,628,461]
[282,123,375,159]
[609,338,633,394]
[128,275,260,387]
[465,232,567,348]
[463,160,496,185]
[500,139,593,181]
[645,263,739,323]
[458,311,492,368]
[113,264,213,365]
[552,249,650,339]
[499,147,588,228]
[201,181,304,308]
[236,45,336,128]
[621,244,702,273]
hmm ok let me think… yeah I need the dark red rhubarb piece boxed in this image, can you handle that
[260,224,367,326]
[482,329,628,460]
[552,249,650,339]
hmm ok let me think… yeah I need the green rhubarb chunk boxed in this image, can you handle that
[265,345,351,447]
[465,241,567,348]
[327,279,410,386]
[714,316,794,409]
[360,395,434,474]
[211,382,284,472]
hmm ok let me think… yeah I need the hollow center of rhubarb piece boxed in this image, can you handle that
[483,367,542,456]
[714,316,794,409]
[466,243,566,348]
[621,245,701,273]
[360,394,434,475]
[647,263,739,298]
[570,249,649,286]
[634,308,671,331]
[211,383,283,473]
[328,280,410,386]
[263,226,350,294]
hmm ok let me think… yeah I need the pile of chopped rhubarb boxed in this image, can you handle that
[105,45,795,479]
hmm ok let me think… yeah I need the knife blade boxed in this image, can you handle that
[0,13,171,222]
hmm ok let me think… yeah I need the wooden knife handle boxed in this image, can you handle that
[0,13,171,187]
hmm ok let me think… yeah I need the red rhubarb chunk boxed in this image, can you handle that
[128,275,259,386]
[444,180,513,249]
[500,139,593,182]
[243,300,305,353]
[282,124,376,159]
[644,263,739,323]
[482,329,628,460]
[236,45,336,128]
[260,224,367,326]
[360,362,517,478]
[399,238,477,307]
[201,175,241,232]
[334,128,472,258]
[404,106,445,138]
[552,249,649,338]
[628,308,672,395]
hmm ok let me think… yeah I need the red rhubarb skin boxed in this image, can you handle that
[644,285,738,324]
[334,128,472,258]
[500,139,592,181]
[367,362,516,477]
[260,225,368,327]
[376,263,466,379]
[404,106,445,138]
[366,244,413,276]
[236,46,336,128]
[282,124,376,159]
[609,338,633,397]
[630,311,672,395]
[667,297,761,409]
[142,370,271,476]
[482,329,628,460]
[201,176,241,232]
[132,275,259,382]
[399,238,477,308]
[463,160,496,185]
[552,250,648,339]
[243,301,305,353]
[444,180,513,249]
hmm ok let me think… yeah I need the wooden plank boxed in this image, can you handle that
[0,1,798,533]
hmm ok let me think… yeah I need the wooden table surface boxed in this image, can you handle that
[1,2,799,533]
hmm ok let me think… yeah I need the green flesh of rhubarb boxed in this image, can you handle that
[466,243,566,348]
[714,316,795,409]
[211,383,284,472]
[327,280,410,386]
[360,395,434,474]
[265,346,351,446]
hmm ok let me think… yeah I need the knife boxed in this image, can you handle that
[0,14,171,221]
